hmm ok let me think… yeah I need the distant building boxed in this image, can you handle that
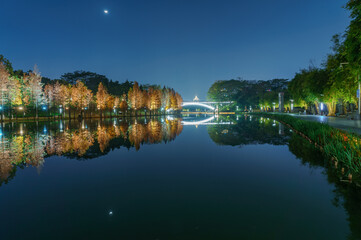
[193,96,200,102]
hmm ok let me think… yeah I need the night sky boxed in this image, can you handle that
[1,0,349,100]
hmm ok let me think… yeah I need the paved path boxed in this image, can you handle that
[286,113,361,135]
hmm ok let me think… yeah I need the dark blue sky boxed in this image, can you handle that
[1,0,349,100]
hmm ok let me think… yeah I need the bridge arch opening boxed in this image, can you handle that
[182,102,215,111]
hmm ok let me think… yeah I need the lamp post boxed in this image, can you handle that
[290,99,294,112]
[340,62,360,117]
[272,102,276,112]
[18,106,24,118]
[0,105,3,122]
[59,105,63,119]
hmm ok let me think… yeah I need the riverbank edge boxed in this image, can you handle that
[0,113,181,123]
[248,112,361,185]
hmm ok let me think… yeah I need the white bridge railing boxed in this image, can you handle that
[182,101,233,111]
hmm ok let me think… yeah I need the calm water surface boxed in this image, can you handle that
[1,115,361,239]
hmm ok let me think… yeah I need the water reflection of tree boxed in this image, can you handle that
[208,116,361,240]
[207,116,290,146]
[0,134,46,185]
[97,126,112,153]
[72,130,95,156]
[288,134,361,240]
[128,119,183,151]
[0,117,183,185]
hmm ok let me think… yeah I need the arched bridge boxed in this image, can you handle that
[182,101,233,111]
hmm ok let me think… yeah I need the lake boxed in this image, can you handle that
[0,115,360,240]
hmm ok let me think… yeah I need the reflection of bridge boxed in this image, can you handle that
[182,116,233,126]
[182,101,233,112]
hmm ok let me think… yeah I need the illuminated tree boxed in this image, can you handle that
[106,95,115,117]
[26,66,44,119]
[0,64,9,121]
[52,81,62,106]
[144,90,151,113]
[170,90,178,110]
[161,88,172,111]
[119,94,128,115]
[44,84,54,115]
[96,82,108,118]
[114,97,120,116]
[71,80,93,119]
[128,81,144,115]
[8,76,23,118]
[175,92,183,111]
[149,88,162,114]
[59,84,71,118]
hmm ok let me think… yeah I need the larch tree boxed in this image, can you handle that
[27,66,44,118]
[0,64,10,121]
[119,94,128,114]
[128,81,144,115]
[106,95,115,117]
[175,92,183,111]
[71,80,93,119]
[8,76,23,118]
[161,87,171,111]
[44,84,54,115]
[53,81,62,107]
[170,89,178,110]
[114,97,120,115]
[59,84,71,118]
[96,82,108,118]
[144,89,151,113]
[149,88,162,113]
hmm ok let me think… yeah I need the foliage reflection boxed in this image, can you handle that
[208,114,361,240]
[0,117,183,185]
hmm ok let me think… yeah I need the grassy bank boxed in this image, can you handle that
[250,112,361,177]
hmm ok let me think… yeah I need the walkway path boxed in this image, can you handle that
[285,113,361,135]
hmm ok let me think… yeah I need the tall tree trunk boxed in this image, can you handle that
[36,102,38,119]
[314,102,320,115]
[326,102,336,116]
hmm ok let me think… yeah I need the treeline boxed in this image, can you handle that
[287,1,360,116]
[286,1,361,116]
[207,78,289,111]
[0,56,183,120]
[208,1,361,116]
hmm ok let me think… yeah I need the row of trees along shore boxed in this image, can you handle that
[208,1,361,116]
[0,56,182,121]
